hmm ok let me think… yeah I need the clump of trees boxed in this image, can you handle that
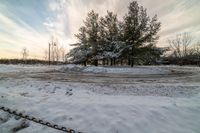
[167,33,200,66]
[0,59,64,65]
[44,37,66,64]
[66,1,164,67]
[168,33,192,58]
[0,42,67,65]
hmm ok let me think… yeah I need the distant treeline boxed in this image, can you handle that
[0,59,66,65]
[162,57,200,66]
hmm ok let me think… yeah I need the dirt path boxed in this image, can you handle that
[0,68,196,84]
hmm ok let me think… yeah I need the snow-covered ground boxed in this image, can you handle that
[0,65,200,133]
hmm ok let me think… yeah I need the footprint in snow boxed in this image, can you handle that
[65,89,73,96]
[50,86,61,94]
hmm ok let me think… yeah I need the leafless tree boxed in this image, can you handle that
[48,37,58,63]
[195,41,200,54]
[182,33,192,57]
[49,37,64,64]
[168,33,192,58]
[54,41,60,62]
[44,49,48,61]
[193,42,200,63]
[21,47,28,61]
[49,37,56,62]
[60,46,66,62]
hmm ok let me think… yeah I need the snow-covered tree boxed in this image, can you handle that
[66,43,92,65]
[122,1,161,67]
[67,1,162,66]
[98,11,123,65]
[84,10,100,66]
[71,10,100,66]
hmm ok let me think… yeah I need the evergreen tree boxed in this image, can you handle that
[67,1,162,66]
[123,1,161,67]
[66,26,91,65]
[99,11,123,65]
[84,10,100,66]
[67,10,100,66]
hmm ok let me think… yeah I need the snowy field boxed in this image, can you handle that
[0,64,200,133]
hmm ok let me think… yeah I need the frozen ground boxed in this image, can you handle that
[0,64,200,133]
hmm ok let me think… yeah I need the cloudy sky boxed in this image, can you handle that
[0,0,200,59]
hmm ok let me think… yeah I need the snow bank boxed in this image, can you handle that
[60,64,84,72]
[83,66,108,73]
[1,64,198,75]
[0,65,61,73]
[84,66,170,74]
[61,65,171,75]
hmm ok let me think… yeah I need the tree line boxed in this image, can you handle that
[0,59,65,65]
[66,1,163,67]
[165,32,200,66]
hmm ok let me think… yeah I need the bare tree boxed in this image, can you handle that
[49,36,57,64]
[193,42,200,63]
[182,33,192,57]
[50,38,56,62]
[49,37,63,64]
[54,40,60,62]
[168,33,192,58]
[59,46,66,62]
[21,47,28,61]
[197,42,200,65]
[44,49,48,61]
[195,41,200,54]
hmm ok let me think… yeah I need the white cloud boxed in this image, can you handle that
[0,12,50,59]
[1,0,200,58]
[48,0,200,48]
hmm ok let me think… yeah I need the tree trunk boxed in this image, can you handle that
[121,59,123,66]
[113,58,116,66]
[131,46,134,67]
[128,58,131,66]
[131,58,134,67]
[110,58,113,66]
[94,59,98,66]
[103,59,105,66]
[83,61,87,66]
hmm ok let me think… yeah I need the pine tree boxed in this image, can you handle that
[74,26,91,65]
[123,1,161,67]
[68,10,100,66]
[67,1,162,66]
[66,27,90,65]
[99,11,124,65]
[84,10,100,66]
